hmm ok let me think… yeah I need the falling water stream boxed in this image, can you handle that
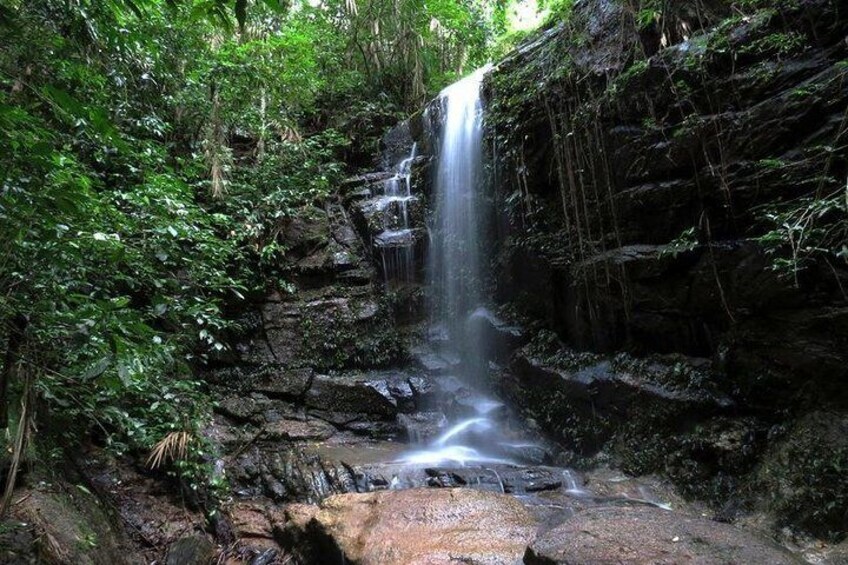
[393,65,540,468]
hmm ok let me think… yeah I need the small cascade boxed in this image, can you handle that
[375,143,417,284]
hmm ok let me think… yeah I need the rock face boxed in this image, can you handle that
[282,488,537,564]
[194,0,847,553]
[482,0,848,409]
[756,411,848,540]
[525,506,800,565]
[501,344,732,454]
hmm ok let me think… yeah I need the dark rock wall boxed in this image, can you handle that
[484,0,848,412]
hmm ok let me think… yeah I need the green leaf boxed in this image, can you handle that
[82,357,111,381]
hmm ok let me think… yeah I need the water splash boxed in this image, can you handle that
[434,417,492,446]
[397,445,514,467]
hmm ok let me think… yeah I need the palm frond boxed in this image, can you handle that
[147,430,193,469]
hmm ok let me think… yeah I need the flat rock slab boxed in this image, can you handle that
[524,505,800,564]
[263,418,337,441]
[283,488,536,564]
[305,374,398,417]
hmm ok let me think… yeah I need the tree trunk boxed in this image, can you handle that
[0,314,27,430]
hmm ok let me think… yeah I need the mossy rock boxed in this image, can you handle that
[757,411,848,541]
[4,485,140,564]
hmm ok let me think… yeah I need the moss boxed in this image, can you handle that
[739,31,805,57]
[757,412,848,541]
[298,294,408,371]
[3,482,130,564]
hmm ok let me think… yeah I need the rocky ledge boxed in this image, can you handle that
[281,488,799,565]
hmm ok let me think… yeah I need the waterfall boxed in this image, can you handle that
[428,65,491,381]
[399,66,526,468]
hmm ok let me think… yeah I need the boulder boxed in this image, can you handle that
[524,506,799,564]
[305,374,398,418]
[281,488,537,564]
[165,535,216,565]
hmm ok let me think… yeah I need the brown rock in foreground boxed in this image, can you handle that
[281,488,537,564]
[524,505,800,564]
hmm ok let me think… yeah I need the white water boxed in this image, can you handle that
[378,143,417,283]
[428,65,490,347]
[434,417,492,446]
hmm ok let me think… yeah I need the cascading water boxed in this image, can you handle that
[376,143,417,284]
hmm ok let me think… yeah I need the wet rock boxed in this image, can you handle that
[342,420,403,438]
[340,171,395,192]
[361,371,416,410]
[355,195,422,236]
[380,118,415,167]
[406,373,436,404]
[305,374,402,418]
[248,548,279,565]
[409,344,460,374]
[165,535,215,565]
[498,443,552,466]
[467,307,527,362]
[242,447,359,503]
[373,228,417,248]
[421,465,567,495]
[252,368,314,398]
[281,488,537,564]
[398,412,447,443]
[504,348,732,453]
[263,418,337,441]
[524,505,799,564]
